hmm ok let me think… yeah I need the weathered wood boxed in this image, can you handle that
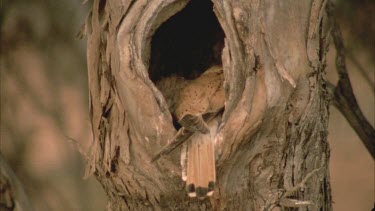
[85,0,332,210]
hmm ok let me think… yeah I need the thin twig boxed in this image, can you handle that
[66,136,90,161]
[270,168,321,209]
[327,1,375,159]
[283,168,321,198]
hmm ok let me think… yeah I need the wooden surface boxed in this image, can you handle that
[85,0,332,209]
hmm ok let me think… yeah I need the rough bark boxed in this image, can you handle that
[84,0,332,210]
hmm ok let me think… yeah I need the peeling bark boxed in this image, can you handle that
[84,0,332,210]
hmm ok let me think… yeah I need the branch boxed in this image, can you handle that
[327,1,375,159]
[66,136,90,161]
[0,153,34,210]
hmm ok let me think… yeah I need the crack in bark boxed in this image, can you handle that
[85,0,333,209]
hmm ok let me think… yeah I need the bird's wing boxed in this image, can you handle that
[150,110,222,162]
[175,68,223,133]
[150,127,193,163]
[178,114,209,133]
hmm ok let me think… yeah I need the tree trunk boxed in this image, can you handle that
[84,0,332,210]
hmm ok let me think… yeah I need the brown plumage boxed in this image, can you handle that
[153,65,224,199]
[185,115,220,198]
[175,65,224,132]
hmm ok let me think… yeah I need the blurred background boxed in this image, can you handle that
[0,0,373,210]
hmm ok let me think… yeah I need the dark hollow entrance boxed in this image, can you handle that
[149,0,225,82]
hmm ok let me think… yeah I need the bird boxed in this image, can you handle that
[175,65,224,133]
[152,65,225,199]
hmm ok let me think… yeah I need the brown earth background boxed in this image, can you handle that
[1,0,374,210]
